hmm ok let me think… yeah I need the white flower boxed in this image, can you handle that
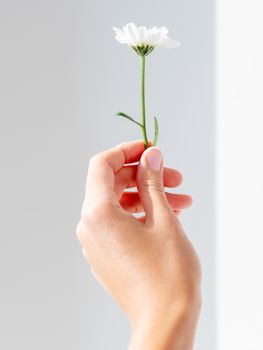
[113,22,180,56]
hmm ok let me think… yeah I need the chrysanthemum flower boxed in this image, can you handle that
[113,23,180,148]
[113,22,180,56]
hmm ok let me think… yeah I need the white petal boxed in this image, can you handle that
[114,35,128,44]
[148,26,158,34]
[158,37,180,48]
[147,27,159,45]
[159,26,169,37]
[113,26,123,36]
[113,27,129,44]
[138,26,147,45]
[152,27,169,45]
[149,34,160,45]
[147,26,158,39]
[123,22,140,46]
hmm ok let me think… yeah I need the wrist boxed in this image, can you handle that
[129,293,201,350]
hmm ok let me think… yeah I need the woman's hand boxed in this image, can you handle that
[76,140,201,349]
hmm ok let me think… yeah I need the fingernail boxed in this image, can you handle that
[144,147,162,171]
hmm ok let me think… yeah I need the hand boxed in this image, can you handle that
[76,140,201,349]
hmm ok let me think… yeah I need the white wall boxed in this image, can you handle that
[217,1,263,349]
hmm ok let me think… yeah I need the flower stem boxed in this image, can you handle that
[141,55,149,148]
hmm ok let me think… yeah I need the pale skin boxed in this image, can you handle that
[76,140,202,349]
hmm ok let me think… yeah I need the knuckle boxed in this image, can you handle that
[141,178,164,193]
[89,153,102,167]
[81,200,115,224]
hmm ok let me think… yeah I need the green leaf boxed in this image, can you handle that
[153,116,159,146]
[115,112,143,127]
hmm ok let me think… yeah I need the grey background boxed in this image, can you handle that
[0,0,215,349]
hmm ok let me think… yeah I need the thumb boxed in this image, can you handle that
[137,147,171,222]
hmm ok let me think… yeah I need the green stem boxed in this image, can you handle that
[141,55,149,148]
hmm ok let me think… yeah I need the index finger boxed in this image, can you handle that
[85,140,146,205]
